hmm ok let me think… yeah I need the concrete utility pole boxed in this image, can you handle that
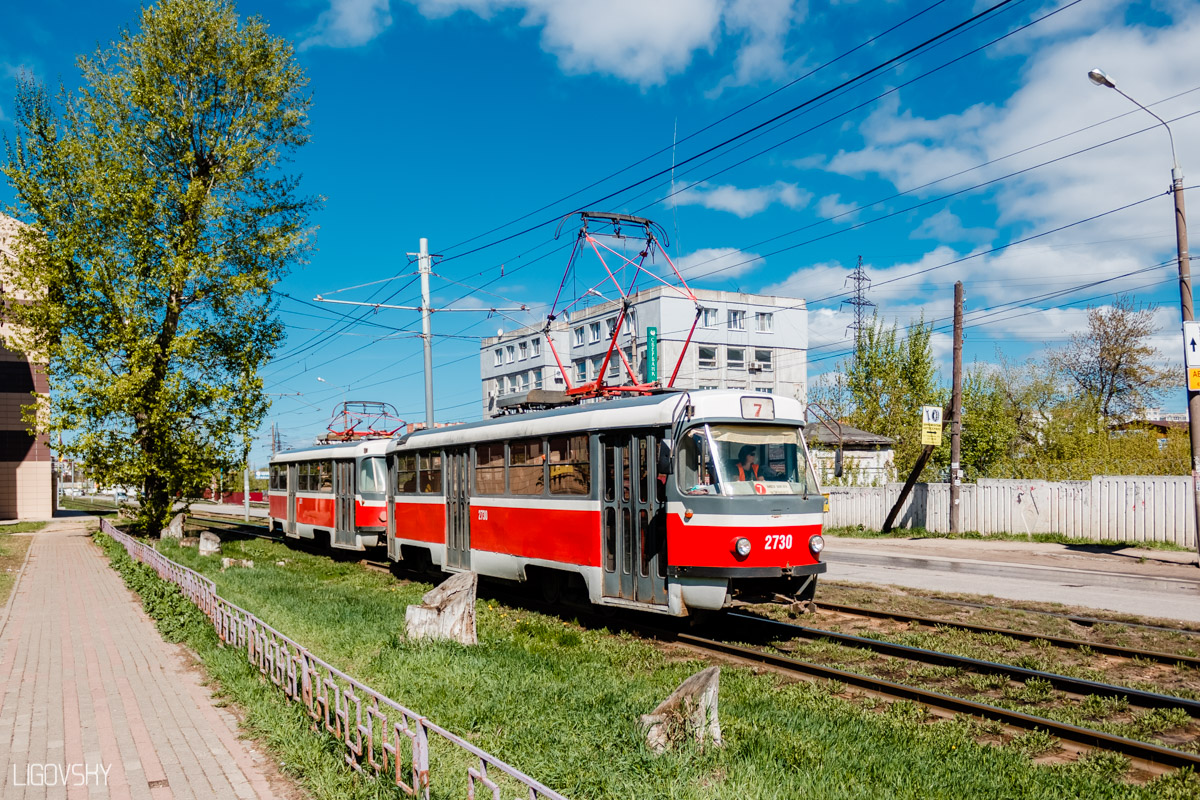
[950,281,964,534]
[1089,69,1197,563]
[418,238,435,428]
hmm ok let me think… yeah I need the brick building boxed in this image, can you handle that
[0,212,53,519]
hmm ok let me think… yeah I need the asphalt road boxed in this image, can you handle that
[823,536,1200,623]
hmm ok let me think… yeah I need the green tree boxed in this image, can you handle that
[1048,295,1171,421]
[846,315,943,479]
[3,0,316,535]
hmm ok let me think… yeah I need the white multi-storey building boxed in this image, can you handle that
[479,287,807,417]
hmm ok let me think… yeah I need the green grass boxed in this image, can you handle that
[96,531,1200,800]
[0,521,48,534]
[824,526,1192,552]
[0,532,34,606]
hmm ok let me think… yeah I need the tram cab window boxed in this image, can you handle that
[548,435,590,495]
[509,438,545,495]
[677,425,818,497]
[418,451,442,493]
[358,457,385,495]
[475,443,505,495]
[395,453,417,494]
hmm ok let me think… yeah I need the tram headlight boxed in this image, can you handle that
[809,534,825,555]
[734,537,752,558]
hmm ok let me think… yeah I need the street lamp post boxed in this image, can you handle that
[1089,68,1197,562]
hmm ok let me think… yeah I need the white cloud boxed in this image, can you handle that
[408,0,801,87]
[677,246,764,279]
[301,0,393,49]
[912,209,995,245]
[674,180,811,217]
[816,193,857,221]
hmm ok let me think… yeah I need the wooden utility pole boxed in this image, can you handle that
[950,281,964,533]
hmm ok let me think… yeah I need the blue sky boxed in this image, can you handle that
[3,0,1199,467]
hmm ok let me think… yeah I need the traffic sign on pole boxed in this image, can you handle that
[921,405,943,446]
[1185,321,1200,390]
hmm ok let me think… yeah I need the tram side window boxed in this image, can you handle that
[475,443,506,495]
[419,451,443,494]
[268,465,280,491]
[396,453,417,494]
[509,438,545,495]
[316,461,333,492]
[677,430,720,495]
[298,462,311,491]
[548,435,590,495]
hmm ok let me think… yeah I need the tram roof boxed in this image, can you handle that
[270,437,392,463]
[391,390,806,451]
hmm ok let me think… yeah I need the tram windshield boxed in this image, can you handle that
[357,457,386,495]
[677,424,819,497]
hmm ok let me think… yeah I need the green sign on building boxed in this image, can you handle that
[647,326,659,383]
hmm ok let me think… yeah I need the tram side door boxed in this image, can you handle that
[445,449,471,570]
[334,460,356,548]
[286,463,297,536]
[601,432,668,606]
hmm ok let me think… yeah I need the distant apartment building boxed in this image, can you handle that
[0,212,53,519]
[479,287,807,418]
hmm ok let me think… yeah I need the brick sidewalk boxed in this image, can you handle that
[0,519,282,800]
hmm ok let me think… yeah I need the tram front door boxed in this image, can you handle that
[333,460,356,548]
[286,463,297,536]
[600,432,668,606]
[445,449,471,570]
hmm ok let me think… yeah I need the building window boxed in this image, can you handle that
[698,346,718,369]
[518,372,529,392]
[493,349,503,367]
[574,327,585,346]
[698,384,719,390]
[702,308,718,328]
[518,341,528,360]
[755,312,774,333]
[728,309,746,330]
[475,443,505,495]
[608,354,620,378]
[606,317,618,338]
[575,360,587,383]
[728,347,745,370]
[592,356,605,379]
[589,322,601,343]
[754,349,773,371]
[506,345,515,363]
[754,387,773,394]
[509,438,545,495]
[531,338,541,357]
[533,368,543,390]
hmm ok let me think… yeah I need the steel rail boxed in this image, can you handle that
[813,601,1200,668]
[675,631,1200,771]
[915,596,1200,637]
[727,613,1200,716]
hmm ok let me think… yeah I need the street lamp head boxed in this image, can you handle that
[316,376,327,383]
[1088,68,1116,89]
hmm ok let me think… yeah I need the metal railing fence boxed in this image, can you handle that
[100,519,569,800]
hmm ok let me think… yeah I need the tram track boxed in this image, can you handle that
[796,601,1200,668]
[721,612,1200,714]
[664,628,1200,773]
[897,595,1200,638]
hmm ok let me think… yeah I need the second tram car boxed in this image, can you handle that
[385,390,826,616]
[268,438,389,551]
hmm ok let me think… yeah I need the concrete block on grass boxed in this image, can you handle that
[405,571,478,645]
[641,666,722,753]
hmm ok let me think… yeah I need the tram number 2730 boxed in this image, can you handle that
[763,534,794,550]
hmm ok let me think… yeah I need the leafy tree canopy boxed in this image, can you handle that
[3,0,316,534]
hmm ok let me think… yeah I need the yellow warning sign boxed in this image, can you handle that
[921,422,943,447]
[1189,367,1200,392]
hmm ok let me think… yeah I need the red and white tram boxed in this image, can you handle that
[385,390,826,616]
[267,438,389,551]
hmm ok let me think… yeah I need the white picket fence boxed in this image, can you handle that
[826,476,1197,548]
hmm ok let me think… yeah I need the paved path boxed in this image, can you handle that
[824,535,1200,622]
[0,518,284,800]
